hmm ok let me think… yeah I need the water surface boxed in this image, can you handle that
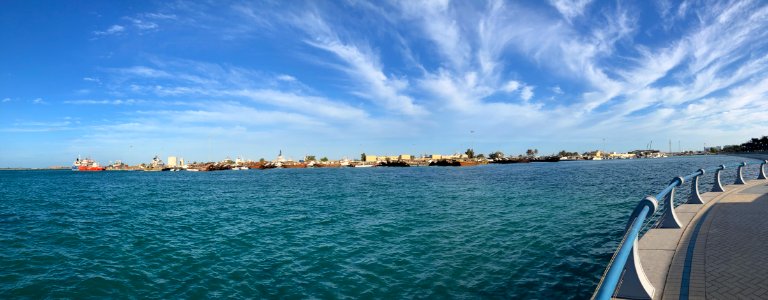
[0,155,759,298]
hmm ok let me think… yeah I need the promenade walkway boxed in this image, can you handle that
[637,179,768,299]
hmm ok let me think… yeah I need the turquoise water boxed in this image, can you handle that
[0,155,761,298]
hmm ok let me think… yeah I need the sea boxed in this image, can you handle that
[0,155,762,299]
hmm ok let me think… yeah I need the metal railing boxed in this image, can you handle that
[592,159,768,300]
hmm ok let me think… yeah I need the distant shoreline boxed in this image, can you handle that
[0,168,70,171]
[0,154,741,171]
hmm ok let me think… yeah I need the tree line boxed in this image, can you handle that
[722,136,768,152]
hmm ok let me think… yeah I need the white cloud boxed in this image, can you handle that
[503,81,521,93]
[1,97,10,103]
[94,25,125,36]
[140,104,324,128]
[399,1,469,70]
[549,0,593,22]
[128,18,158,30]
[521,86,534,101]
[276,74,296,82]
[141,13,177,20]
[2,120,71,132]
[32,98,46,104]
[231,89,369,121]
[64,99,144,105]
[39,1,768,159]
[83,77,101,83]
[114,66,172,78]
[292,12,426,116]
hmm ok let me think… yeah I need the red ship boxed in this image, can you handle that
[72,157,106,171]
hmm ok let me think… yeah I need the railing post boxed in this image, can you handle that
[659,177,684,228]
[689,169,705,204]
[759,160,767,180]
[712,165,725,192]
[614,196,659,300]
[735,162,747,185]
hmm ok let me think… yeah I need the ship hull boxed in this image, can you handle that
[281,164,307,169]
[77,166,105,171]
[314,164,342,168]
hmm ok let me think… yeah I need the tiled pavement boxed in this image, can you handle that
[660,182,768,299]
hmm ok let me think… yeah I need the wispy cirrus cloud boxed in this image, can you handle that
[93,25,125,36]
[258,9,428,116]
[2,120,72,132]
[15,0,768,167]
[549,0,593,23]
[64,99,144,105]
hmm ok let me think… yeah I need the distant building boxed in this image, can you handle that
[608,152,636,159]
[429,154,443,160]
[399,154,412,160]
[167,156,178,167]
[365,155,378,162]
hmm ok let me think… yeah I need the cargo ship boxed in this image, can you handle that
[72,157,106,171]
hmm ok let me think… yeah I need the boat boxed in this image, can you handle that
[314,163,342,168]
[281,161,307,168]
[106,160,137,171]
[458,160,481,167]
[429,159,457,166]
[531,156,561,163]
[429,159,483,167]
[258,164,278,170]
[379,161,410,167]
[490,158,531,164]
[72,157,106,171]
[143,156,171,171]
[353,164,375,168]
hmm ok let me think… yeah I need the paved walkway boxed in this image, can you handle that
[661,181,768,299]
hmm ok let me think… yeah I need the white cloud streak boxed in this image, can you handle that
[549,0,593,22]
[43,0,768,159]
[93,25,125,36]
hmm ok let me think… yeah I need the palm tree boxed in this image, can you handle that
[489,151,505,160]
[526,149,534,157]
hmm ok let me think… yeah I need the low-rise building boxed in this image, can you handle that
[167,156,178,167]
[608,152,636,159]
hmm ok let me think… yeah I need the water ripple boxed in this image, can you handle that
[0,155,756,298]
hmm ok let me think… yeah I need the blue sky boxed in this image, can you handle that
[2,0,768,167]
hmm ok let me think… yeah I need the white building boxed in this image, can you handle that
[167,156,178,167]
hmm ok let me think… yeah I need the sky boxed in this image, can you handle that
[2,0,768,167]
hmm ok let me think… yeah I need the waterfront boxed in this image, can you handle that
[0,155,761,298]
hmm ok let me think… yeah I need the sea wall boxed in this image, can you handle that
[727,151,768,161]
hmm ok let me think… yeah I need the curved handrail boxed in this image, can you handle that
[593,159,767,299]
[593,205,650,300]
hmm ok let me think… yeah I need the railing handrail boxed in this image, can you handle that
[593,159,768,299]
[593,205,650,300]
